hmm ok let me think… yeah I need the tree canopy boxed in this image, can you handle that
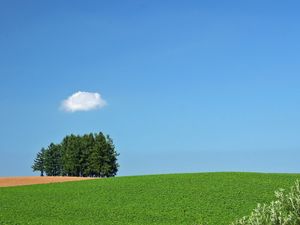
[32,132,119,177]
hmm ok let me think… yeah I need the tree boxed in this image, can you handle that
[80,133,95,177]
[88,133,119,177]
[32,132,119,177]
[88,132,107,177]
[104,135,119,177]
[32,148,46,176]
[61,135,81,176]
[44,143,62,176]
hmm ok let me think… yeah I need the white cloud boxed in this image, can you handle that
[61,91,107,112]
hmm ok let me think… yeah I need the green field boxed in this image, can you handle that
[1,172,300,225]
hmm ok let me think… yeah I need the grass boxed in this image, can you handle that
[1,172,300,225]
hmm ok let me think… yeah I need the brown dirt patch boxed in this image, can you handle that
[0,176,96,187]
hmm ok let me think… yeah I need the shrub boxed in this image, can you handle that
[231,180,300,225]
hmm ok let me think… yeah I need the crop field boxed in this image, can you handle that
[1,172,300,225]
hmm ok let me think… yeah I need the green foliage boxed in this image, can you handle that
[44,143,62,176]
[61,134,81,176]
[32,132,119,177]
[31,148,46,176]
[1,173,300,225]
[231,180,300,225]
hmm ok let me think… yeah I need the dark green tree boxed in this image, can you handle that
[44,143,62,176]
[33,132,119,177]
[88,133,119,177]
[80,134,95,177]
[87,132,107,177]
[61,135,74,176]
[104,135,119,177]
[32,148,46,176]
[61,135,82,176]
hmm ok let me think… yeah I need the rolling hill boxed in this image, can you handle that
[1,172,300,225]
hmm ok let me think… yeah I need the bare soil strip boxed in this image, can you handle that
[0,176,96,187]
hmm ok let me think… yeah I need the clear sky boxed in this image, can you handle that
[1,0,300,176]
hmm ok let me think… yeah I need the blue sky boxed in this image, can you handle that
[1,0,300,176]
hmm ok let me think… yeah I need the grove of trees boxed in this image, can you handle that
[32,132,119,177]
